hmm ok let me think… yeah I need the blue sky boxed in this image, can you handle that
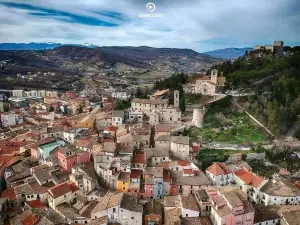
[0,0,299,52]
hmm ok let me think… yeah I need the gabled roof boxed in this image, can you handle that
[26,200,47,209]
[92,192,123,213]
[207,162,232,176]
[234,169,264,188]
[48,181,78,199]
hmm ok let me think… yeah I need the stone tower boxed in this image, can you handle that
[211,69,218,84]
[174,90,180,108]
[192,106,206,128]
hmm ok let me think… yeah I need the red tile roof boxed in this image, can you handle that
[177,160,190,166]
[133,153,146,164]
[1,188,17,200]
[183,169,194,175]
[105,125,117,132]
[207,162,232,176]
[234,169,264,188]
[26,200,46,209]
[21,214,39,225]
[279,168,290,175]
[48,181,76,199]
[6,156,24,168]
[192,145,200,152]
[130,169,141,179]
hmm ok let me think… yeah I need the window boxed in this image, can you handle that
[113,208,116,213]
[131,217,134,220]
[186,214,188,217]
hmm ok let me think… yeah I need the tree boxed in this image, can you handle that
[78,105,83,114]
[49,106,54,112]
[179,92,186,112]
[136,87,143,98]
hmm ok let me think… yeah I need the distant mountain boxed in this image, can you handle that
[0,42,64,50]
[0,45,220,75]
[203,47,253,59]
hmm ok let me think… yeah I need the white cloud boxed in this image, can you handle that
[0,0,299,52]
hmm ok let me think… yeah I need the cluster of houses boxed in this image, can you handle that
[0,86,299,225]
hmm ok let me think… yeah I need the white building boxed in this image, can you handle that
[30,90,38,97]
[170,136,190,159]
[258,175,300,206]
[183,69,226,95]
[12,90,24,97]
[112,91,130,100]
[234,168,267,204]
[0,113,17,127]
[91,192,123,222]
[145,148,170,166]
[180,195,200,218]
[38,90,46,97]
[128,109,143,122]
[47,181,78,210]
[131,98,168,116]
[46,91,58,97]
[118,194,143,225]
[206,162,233,186]
[149,107,181,125]
[112,110,124,126]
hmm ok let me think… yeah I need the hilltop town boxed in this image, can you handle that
[0,41,299,225]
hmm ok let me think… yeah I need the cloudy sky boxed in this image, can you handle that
[0,0,299,52]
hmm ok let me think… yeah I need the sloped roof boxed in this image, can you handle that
[48,181,77,199]
[207,162,232,176]
[234,169,264,188]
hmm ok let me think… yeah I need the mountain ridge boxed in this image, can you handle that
[203,47,253,59]
[0,44,220,76]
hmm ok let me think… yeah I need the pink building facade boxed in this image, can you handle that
[58,149,91,172]
[210,189,254,225]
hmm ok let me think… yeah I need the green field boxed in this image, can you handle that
[185,106,270,144]
[198,148,255,170]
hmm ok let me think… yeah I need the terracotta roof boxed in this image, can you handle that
[48,181,76,199]
[192,145,200,152]
[104,125,117,132]
[183,169,194,175]
[21,214,39,225]
[92,193,123,213]
[133,153,146,164]
[234,169,264,188]
[130,169,141,179]
[177,160,190,166]
[207,162,232,176]
[1,188,17,200]
[26,200,47,209]
[6,156,24,168]
[79,200,98,218]
[155,124,174,132]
